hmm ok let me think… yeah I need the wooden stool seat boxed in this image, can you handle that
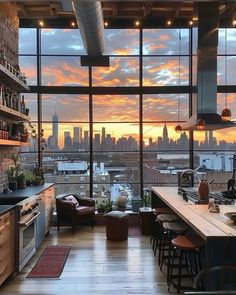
[172,235,205,250]
[163,221,189,234]
[153,207,174,215]
[157,213,179,223]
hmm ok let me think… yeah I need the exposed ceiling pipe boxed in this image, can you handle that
[72,0,104,56]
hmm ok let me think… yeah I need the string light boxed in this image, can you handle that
[70,21,76,27]
[38,20,44,27]
[233,20,236,26]
[135,20,140,27]
[167,20,172,26]
[189,20,193,26]
[221,29,232,121]
[104,21,109,27]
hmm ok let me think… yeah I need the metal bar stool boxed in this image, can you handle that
[169,235,205,293]
[150,207,174,252]
[161,221,189,285]
[156,213,180,263]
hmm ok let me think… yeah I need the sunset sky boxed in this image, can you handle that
[19,28,236,148]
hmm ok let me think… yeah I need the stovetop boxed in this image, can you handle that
[178,187,234,205]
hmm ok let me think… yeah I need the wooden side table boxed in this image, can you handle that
[139,207,153,235]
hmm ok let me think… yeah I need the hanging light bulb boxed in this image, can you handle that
[175,125,182,133]
[196,118,205,130]
[221,107,231,121]
[221,29,232,121]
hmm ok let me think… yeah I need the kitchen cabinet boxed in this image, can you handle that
[0,209,16,286]
[35,185,55,248]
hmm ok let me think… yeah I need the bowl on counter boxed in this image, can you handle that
[224,212,236,222]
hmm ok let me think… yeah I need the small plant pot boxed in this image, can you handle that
[117,206,126,212]
[17,181,26,189]
[20,133,28,142]
[9,181,17,191]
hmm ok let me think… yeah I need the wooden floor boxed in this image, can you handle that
[0,226,184,295]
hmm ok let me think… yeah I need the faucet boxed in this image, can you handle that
[179,166,202,188]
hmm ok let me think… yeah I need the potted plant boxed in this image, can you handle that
[97,200,107,213]
[7,153,21,191]
[115,196,127,211]
[17,171,26,189]
[33,165,44,185]
[7,167,17,191]
[24,169,34,186]
[143,191,151,208]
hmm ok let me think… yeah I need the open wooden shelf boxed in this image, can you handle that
[0,64,30,92]
[0,104,30,122]
[0,139,30,147]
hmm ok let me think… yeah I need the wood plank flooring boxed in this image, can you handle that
[0,226,183,294]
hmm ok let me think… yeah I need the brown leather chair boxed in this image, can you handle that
[56,193,95,234]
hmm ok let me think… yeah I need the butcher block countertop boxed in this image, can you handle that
[152,186,236,240]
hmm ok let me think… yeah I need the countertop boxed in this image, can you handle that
[0,183,54,199]
[152,186,236,240]
[0,204,18,216]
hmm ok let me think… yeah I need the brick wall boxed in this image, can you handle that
[0,2,18,64]
[0,3,19,192]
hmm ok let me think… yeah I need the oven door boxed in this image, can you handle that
[19,212,40,271]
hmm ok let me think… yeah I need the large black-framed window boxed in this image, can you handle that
[19,26,236,202]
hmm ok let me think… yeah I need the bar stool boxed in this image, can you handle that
[161,221,189,285]
[155,213,180,262]
[150,207,174,250]
[169,235,205,293]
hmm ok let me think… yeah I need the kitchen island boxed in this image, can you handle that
[152,186,236,267]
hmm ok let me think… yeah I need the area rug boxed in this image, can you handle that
[27,246,70,278]
[128,226,141,236]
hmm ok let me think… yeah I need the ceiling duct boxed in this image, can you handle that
[182,2,235,131]
[72,0,104,56]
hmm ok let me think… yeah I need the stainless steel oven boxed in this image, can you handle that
[18,198,40,271]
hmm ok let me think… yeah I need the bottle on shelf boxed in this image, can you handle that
[21,95,26,114]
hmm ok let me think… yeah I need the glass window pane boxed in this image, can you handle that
[143,94,189,122]
[218,28,236,55]
[19,28,36,54]
[104,29,139,55]
[93,123,139,152]
[19,56,37,85]
[42,123,89,151]
[23,93,37,121]
[143,151,189,188]
[143,56,189,86]
[43,154,90,198]
[41,29,86,55]
[143,123,189,151]
[92,57,139,86]
[42,94,89,122]
[20,152,38,169]
[143,29,189,55]
[93,152,141,203]
[41,56,88,86]
[93,95,139,122]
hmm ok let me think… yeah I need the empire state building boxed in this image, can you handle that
[52,112,59,148]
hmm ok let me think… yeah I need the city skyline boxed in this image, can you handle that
[44,112,236,151]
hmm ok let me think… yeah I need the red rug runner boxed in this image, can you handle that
[27,246,70,278]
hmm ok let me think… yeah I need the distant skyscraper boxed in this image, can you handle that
[73,127,82,147]
[52,112,58,148]
[64,131,72,150]
[101,127,106,150]
[83,130,89,149]
[162,123,169,148]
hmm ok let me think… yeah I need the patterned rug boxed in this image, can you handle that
[27,246,70,278]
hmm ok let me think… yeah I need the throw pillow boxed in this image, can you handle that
[63,195,79,206]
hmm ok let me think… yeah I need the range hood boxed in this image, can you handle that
[182,2,236,131]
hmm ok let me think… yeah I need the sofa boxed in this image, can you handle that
[56,193,95,234]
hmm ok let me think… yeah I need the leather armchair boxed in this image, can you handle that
[56,193,95,234]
